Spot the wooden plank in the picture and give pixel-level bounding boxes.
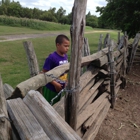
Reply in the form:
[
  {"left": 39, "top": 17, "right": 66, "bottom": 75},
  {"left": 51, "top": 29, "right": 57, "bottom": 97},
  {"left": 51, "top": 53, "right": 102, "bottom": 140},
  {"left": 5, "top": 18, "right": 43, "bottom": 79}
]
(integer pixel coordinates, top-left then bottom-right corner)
[
  {"left": 82, "top": 101, "right": 111, "bottom": 140},
  {"left": 115, "top": 85, "right": 120, "bottom": 95},
  {"left": 93, "top": 47, "right": 125, "bottom": 68},
  {"left": 115, "top": 54, "right": 123, "bottom": 65},
  {"left": 83, "top": 96, "right": 110, "bottom": 131},
  {"left": 80, "top": 78, "right": 95, "bottom": 96},
  {"left": 115, "top": 79, "right": 122, "bottom": 88},
  {"left": 3, "top": 83, "right": 19, "bottom": 140},
  {"left": 53, "top": 96, "right": 65, "bottom": 119},
  {"left": 77, "top": 92, "right": 109, "bottom": 129},
  {"left": 23, "top": 90, "right": 82, "bottom": 140},
  {"left": 79, "top": 66, "right": 99, "bottom": 92},
  {"left": 98, "top": 69, "right": 108, "bottom": 78},
  {"left": 0, "top": 75, "right": 11, "bottom": 140},
  {"left": 3, "top": 83, "right": 14, "bottom": 99},
  {"left": 79, "top": 79, "right": 104, "bottom": 112},
  {"left": 23, "top": 41, "right": 39, "bottom": 77},
  {"left": 116, "top": 59, "right": 123, "bottom": 72},
  {"left": 79, "top": 90, "right": 99, "bottom": 114},
  {"left": 7, "top": 98, "right": 49, "bottom": 140}
]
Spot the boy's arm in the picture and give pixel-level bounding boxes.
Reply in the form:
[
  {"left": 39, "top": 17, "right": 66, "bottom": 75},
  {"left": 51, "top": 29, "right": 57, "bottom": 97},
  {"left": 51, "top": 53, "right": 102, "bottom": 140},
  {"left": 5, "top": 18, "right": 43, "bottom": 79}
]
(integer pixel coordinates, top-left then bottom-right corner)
[{"left": 42, "top": 69, "right": 62, "bottom": 92}]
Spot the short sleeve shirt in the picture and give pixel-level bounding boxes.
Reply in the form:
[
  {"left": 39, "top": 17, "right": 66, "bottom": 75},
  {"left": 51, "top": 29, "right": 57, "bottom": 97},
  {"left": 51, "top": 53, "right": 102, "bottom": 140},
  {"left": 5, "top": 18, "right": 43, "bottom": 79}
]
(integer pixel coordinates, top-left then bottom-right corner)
[{"left": 43, "top": 51, "right": 68, "bottom": 92}]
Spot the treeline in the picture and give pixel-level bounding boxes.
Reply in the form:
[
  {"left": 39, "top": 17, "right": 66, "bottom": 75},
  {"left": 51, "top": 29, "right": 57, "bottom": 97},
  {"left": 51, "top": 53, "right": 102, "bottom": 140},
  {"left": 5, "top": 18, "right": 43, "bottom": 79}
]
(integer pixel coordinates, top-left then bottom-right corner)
[
  {"left": 96, "top": 0, "right": 140, "bottom": 38},
  {"left": 0, "top": 0, "right": 98, "bottom": 28}
]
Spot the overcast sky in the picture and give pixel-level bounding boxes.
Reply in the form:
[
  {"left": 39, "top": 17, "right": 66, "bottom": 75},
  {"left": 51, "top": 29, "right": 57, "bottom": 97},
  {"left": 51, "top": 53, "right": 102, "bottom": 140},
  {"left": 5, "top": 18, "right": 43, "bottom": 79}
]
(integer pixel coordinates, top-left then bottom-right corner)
[{"left": 15, "top": 0, "right": 107, "bottom": 17}]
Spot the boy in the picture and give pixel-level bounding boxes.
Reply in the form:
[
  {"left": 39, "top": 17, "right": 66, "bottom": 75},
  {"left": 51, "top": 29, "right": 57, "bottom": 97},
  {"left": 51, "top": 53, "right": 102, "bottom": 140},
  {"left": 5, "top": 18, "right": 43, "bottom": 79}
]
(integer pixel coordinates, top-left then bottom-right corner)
[{"left": 42, "top": 34, "right": 70, "bottom": 105}]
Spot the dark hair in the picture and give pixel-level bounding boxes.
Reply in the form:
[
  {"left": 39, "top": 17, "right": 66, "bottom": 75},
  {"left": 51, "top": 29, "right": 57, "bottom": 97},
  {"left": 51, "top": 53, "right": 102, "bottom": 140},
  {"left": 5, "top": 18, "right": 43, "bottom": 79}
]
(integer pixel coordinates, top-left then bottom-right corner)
[{"left": 55, "top": 34, "right": 69, "bottom": 44}]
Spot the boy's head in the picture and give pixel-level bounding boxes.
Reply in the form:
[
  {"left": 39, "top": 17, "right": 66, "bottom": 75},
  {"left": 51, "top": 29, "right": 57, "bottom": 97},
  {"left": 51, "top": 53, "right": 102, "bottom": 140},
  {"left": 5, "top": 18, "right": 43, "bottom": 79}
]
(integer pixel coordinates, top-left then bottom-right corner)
[
  {"left": 55, "top": 34, "right": 70, "bottom": 56},
  {"left": 55, "top": 34, "right": 69, "bottom": 45}
]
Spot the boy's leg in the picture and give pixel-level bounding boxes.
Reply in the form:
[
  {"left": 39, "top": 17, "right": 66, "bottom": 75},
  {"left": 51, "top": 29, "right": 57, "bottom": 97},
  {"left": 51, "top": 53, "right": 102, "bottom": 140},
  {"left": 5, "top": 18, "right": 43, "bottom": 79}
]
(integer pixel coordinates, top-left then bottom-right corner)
[{"left": 42, "top": 86, "right": 60, "bottom": 105}]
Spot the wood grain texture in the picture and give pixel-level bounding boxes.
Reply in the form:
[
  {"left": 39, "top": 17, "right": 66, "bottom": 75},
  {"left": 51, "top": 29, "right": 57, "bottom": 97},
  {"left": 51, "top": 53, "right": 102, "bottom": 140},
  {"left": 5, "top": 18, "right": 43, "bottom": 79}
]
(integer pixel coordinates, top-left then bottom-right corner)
[
  {"left": 0, "top": 75, "right": 11, "bottom": 140},
  {"left": 23, "top": 41, "right": 39, "bottom": 77},
  {"left": 3, "top": 83, "right": 14, "bottom": 99},
  {"left": 82, "top": 100, "right": 111, "bottom": 140},
  {"left": 7, "top": 98, "right": 49, "bottom": 140},
  {"left": 23, "top": 90, "right": 82, "bottom": 140},
  {"left": 77, "top": 92, "right": 109, "bottom": 129}
]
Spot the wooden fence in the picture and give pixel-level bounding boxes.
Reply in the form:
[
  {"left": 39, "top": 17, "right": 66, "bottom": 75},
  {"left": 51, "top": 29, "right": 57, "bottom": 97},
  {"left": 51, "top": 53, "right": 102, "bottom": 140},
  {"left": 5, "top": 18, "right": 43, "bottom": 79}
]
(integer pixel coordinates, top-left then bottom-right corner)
[{"left": 1, "top": 32, "right": 140, "bottom": 140}]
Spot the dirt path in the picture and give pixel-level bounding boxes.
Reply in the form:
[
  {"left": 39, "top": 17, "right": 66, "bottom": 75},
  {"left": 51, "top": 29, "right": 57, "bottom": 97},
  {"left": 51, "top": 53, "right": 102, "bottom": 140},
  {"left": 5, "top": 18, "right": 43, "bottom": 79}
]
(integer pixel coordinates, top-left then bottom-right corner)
[
  {"left": 0, "top": 33, "right": 61, "bottom": 42},
  {"left": 0, "top": 30, "right": 113, "bottom": 42},
  {"left": 95, "top": 63, "right": 140, "bottom": 140}
]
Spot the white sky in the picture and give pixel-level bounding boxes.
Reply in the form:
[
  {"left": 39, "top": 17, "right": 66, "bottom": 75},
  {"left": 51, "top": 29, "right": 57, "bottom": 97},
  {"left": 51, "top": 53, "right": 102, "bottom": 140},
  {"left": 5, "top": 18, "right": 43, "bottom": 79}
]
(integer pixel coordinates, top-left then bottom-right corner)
[{"left": 15, "top": 0, "right": 107, "bottom": 17}]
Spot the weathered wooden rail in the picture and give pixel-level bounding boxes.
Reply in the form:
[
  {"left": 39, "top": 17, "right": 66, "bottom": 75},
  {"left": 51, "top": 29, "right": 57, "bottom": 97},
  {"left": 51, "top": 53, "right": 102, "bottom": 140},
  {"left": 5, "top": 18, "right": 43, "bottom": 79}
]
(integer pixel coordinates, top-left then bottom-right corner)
[{"left": 1, "top": 30, "right": 139, "bottom": 140}]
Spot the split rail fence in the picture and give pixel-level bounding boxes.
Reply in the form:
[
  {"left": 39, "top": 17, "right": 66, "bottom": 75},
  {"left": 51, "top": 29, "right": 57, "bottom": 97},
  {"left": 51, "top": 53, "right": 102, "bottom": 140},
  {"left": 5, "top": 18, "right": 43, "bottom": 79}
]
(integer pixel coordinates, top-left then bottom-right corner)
[{"left": 0, "top": 32, "right": 140, "bottom": 140}]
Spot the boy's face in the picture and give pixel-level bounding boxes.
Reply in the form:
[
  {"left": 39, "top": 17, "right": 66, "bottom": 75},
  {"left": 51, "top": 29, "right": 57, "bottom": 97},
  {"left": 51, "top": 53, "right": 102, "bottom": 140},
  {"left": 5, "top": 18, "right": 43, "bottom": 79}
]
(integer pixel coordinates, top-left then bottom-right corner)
[{"left": 56, "top": 38, "right": 70, "bottom": 56}]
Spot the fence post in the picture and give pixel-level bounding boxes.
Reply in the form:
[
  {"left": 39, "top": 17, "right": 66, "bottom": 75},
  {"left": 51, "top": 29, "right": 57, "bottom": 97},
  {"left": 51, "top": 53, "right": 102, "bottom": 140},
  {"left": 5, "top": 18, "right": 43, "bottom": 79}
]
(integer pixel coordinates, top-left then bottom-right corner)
[
  {"left": 65, "top": 0, "right": 88, "bottom": 130},
  {"left": 108, "top": 41, "right": 115, "bottom": 108},
  {"left": 98, "top": 34, "right": 103, "bottom": 51},
  {"left": 23, "top": 41, "right": 39, "bottom": 77},
  {"left": 118, "top": 31, "right": 121, "bottom": 44},
  {"left": 104, "top": 33, "right": 110, "bottom": 48}
]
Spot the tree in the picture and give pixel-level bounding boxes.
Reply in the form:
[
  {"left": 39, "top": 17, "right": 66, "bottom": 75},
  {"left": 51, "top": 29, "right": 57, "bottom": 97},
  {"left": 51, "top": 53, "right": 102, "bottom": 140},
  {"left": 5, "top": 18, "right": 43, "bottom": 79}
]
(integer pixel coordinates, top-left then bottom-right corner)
[
  {"left": 96, "top": 0, "right": 140, "bottom": 38},
  {"left": 86, "top": 12, "right": 98, "bottom": 28},
  {"left": 32, "top": 8, "right": 42, "bottom": 19},
  {"left": 56, "top": 7, "right": 66, "bottom": 23},
  {"left": 40, "top": 11, "right": 57, "bottom": 22},
  {"left": 7, "top": 1, "right": 22, "bottom": 17}
]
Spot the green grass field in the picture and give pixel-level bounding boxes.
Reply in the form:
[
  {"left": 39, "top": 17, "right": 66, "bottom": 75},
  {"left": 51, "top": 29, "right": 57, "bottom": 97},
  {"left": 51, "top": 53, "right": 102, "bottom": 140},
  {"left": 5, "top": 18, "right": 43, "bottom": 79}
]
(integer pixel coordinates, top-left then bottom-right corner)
[{"left": 0, "top": 25, "right": 121, "bottom": 88}]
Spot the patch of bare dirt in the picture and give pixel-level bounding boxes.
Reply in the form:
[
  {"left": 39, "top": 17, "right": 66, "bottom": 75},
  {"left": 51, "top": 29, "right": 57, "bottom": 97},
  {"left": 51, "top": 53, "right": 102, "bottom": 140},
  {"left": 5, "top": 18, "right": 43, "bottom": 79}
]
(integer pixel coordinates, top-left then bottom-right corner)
[{"left": 95, "top": 63, "right": 140, "bottom": 140}]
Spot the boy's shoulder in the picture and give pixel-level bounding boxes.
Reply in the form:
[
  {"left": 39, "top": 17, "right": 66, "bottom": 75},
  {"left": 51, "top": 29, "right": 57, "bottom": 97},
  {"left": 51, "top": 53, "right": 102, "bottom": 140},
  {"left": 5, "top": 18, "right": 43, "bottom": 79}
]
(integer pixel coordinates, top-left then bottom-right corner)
[{"left": 47, "top": 52, "right": 56, "bottom": 58}]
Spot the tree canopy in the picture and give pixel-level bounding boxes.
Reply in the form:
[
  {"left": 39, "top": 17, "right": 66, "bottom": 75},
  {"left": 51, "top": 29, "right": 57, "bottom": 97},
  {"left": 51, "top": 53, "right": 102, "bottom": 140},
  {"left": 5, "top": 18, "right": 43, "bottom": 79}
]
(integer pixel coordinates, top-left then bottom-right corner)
[
  {"left": 96, "top": 0, "right": 140, "bottom": 38},
  {"left": 0, "top": 0, "right": 99, "bottom": 28}
]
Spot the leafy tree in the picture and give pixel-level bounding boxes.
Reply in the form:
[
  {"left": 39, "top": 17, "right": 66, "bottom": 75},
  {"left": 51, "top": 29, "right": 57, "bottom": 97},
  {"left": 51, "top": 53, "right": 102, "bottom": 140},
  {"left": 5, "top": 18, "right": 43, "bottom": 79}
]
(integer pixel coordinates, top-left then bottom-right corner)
[
  {"left": 66, "top": 12, "right": 72, "bottom": 24},
  {"left": 40, "top": 11, "right": 57, "bottom": 22},
  {"left": 0, "top": 0, "right": 11, "bottom": 14},
  {"left": 32, "top": 8, "right": 42, "bottom": 19},
  {"left": 22, "top": 7, "right": 33, "bottom": 18},
  {"left": 96, "top": 0, "right": 140, "bottom": 38},
  {"left": 86, "top": 12, "right": 98, "bottom": 28},
  {"left": 7, "top": 1, "right": 22, "bottom": 17},
  {"left": 56, "top": 7, "right": 66, "bottom": 23}
]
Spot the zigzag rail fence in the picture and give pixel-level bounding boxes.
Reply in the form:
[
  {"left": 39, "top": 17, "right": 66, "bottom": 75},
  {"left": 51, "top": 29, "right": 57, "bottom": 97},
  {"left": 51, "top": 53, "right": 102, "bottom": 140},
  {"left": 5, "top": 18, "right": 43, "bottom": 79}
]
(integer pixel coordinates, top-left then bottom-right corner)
[{"left": 0, "top": 32, "right": 140, "bottom": 140}]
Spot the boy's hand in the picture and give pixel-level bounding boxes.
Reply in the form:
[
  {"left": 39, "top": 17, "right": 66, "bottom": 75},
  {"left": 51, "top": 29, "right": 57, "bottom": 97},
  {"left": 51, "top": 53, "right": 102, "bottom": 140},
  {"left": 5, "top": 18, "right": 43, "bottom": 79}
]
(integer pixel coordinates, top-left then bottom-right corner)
[{"left": 51, "top": 81, "right": 62, "bottom": 92}]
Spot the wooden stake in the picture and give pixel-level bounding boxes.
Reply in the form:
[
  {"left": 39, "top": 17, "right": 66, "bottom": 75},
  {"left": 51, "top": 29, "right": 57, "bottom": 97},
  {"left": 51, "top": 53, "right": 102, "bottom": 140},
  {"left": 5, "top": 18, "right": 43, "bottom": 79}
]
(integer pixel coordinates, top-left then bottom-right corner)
[
  {"left": 23, "top": 41, "right": 39, "bottom": 77},
  {"left": 108, "top": 40, "right": 115, "bottom": 108},
  {"left": 65, "top": 0, "right": 88, "bottom": 130}
]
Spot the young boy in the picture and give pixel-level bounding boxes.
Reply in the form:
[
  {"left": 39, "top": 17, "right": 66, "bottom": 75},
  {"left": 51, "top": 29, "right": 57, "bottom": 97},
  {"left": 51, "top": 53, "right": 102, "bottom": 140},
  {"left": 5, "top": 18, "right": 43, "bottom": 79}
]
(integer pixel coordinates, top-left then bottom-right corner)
[{"left": 42, "top": 34, "right": 70, "bottom": 105}]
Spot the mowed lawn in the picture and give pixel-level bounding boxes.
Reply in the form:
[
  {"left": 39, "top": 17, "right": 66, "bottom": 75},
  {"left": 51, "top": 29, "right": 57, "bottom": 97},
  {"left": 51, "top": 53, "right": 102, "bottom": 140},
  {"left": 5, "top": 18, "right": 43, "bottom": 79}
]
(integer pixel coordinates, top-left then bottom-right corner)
[{"left": 0, "top": 25, "right": 120, "bottom": 88}]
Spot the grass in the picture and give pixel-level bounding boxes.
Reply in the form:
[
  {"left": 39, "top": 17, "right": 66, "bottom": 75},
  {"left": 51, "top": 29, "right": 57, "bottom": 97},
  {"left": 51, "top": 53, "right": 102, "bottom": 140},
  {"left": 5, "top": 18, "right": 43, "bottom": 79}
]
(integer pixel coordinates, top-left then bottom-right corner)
[
  {"left": 0, "top": 25, "right": 121, "bottom": 88},
  {"left": 0, "top": 16, "right": 71, "bottom": 31}
]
